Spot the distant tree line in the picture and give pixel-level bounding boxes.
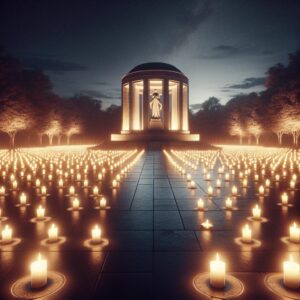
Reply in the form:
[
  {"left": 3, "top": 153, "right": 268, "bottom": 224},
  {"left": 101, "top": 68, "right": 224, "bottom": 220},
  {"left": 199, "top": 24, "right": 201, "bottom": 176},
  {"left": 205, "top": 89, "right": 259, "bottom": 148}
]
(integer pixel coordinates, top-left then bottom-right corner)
[
  {"left": 0, "top": 49, "right": 121, "bottom": 148},
  {"left": 191, "top": 49, "right": 300, "bottom": 146}
]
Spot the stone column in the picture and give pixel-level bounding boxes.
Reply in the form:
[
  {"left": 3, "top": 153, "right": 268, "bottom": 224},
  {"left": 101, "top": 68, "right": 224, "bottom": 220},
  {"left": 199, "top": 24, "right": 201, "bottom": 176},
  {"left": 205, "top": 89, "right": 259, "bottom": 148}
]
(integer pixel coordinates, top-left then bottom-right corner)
[
  {"left": 129, "top": 81, "right": 133, "bottom": 131},
  {"left": 143, "top": 78, "right": 149, "bottom": 130},
  {"left": 179, "top": 81, "right": 183, "bottom": 131},
  {"left": 163, "top": 79, "right": 169, "bottom": 130}
]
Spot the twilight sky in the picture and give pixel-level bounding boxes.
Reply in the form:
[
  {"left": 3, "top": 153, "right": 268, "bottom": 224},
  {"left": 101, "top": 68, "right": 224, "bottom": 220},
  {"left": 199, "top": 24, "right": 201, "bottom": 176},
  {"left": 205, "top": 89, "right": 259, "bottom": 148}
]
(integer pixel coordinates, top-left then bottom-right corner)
[{"left": 2, "top": 0, "right": 300, "bottom": 109}]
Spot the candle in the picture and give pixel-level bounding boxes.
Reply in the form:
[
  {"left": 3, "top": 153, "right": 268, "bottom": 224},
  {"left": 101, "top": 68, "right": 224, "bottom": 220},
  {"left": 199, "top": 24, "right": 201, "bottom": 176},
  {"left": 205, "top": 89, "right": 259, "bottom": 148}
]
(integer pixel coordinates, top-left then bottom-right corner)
[
  {"left": 231, "top": 185, "right": 237, "bottom": 196},
  {"left": 35, "top": 179, "right": 41, "bottom": 188},
  {"left": 83, "top": 179, "right": 88, "bottom": 187},
  {"left": 91, "top": 225, "right": 102, "bottom": 244},
  {"left": 93, "top": 186, "right": 99, "bottom": 196},
  {"left": 207, "top": 186, "right": 213, "bottom": 196},
  {"left": 186, "top": 173, "right": 192, "bottom": 182},
  {"left": 206, "top": 173, "right": 211, "bottom": 181},
  {"left": 252, "top": 204, "right": 261, "bottom": 220},
  {"left": 254, "top": 174, "right": 259, "bottom": 181},
  {"left": 210, "top": 253, "right": 226, "bottom": 289},
  {"left": 265, "top": 179, "right": 270, "bottom": 188},
  {"left": 76, "top": 173, "right": 81, "bottom": 181},
  {"left": 189, "top": 180, "right": 196, "bottom": 189},
  {"left": 281, "top": 192, "right": 289, "bottom": 205},
  {"left": 197, "top": 198, "right": 204, "bottom": 210},
  {"left": 1, "top": 225, "right": 12, "bottom": 243},
  {"left": 116, "top": 174, "right": 121, "bottom": 182},
  {"left": 99, "top": 197, "right": 107, "bottom": 208},
  {"left": 112, "top": 179, "right": 117, "bottom": 188},
  {"left": 12, "top": 180, "right": 18, "bottom": 189},
  {"left": 20, "top": 192, "right": 27, "bottom": 205},
  {"left": 98, "top": 173, "right": 103, "bottom": 181},
  {"left": 58, "top": 179, "right": 64, "bottom": 188},
  {"left": 258, "top": 185, "right": 264, "bottom": 196},
  {"left": 275, "top": 174, "right": 280, "bottom": 181},
  {"left": 30, "top": 253, "right": 47, "bottom": 289},
  {"left": 216, "top": 179, "right": 221, "bottom": 188},
  {"left": 201, "top": 219, "right": 213, "bottom": 229},
  {"left": 289, "top": 222, "right": 300, "bottom": 243},
  {"left": 225, "top": 173, "right": 230, "bottom": 181},
  {"left": 27, "top": 174, "right": 32, "bottom": 181},
  {"left": 48, "top": 224, "right": 58, "bottom": 242},
  {"left": 69, "top": 186, "right": 75, "bottom": 195},
  {"left": 283, "top": 256, "right": 300, "bottom": 289},
  {"left": 242, "top": 179, "right": 248, "bottom": 188},
  {"left": 41, "top": 186, "right": 47, "bottom": 195},
  {"left": 72, "top": 198, "right": 80, "bottom": 210},
  {"left": 225, "top": 197, "right": 232, "bottom": 209},
  {"left": 242, "top": 224, "right": 252, "bottom": 243},
  {"left": 0, "top": 186, "right": 5, "bottom": 196},
  {"left": 36, "top": 205, "right": 45, "bottom": 220},
  {"left": 290, "top": 180, "right": 296, "bottom": 190}
]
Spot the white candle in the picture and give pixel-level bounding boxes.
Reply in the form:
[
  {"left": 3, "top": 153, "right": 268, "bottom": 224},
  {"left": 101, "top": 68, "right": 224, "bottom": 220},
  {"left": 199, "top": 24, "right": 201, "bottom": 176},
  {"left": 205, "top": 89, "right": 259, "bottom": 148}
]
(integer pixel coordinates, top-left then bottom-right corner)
[
  {"left": 72, "top": 198, "right": 80, "bottom": 210},
  {"left": 99, "top": 197, "right": 107, "bottom": 208},
  {"left": 231, "top": 185, "right": 237, "bottom": 196},
  {"left": 290, "top": 180, "right": 296, "bottom": 189},
  {"left": 254, "top": 174, "right": 259, "bottom": 181},
  {"left": 41, "top": 186, "right": 47, "bottom": 195},
  {"left": 76, "top": 173, "right": 81, "bottom": 181},
  {"left": 12, "top": 180, "right": 18, "bottom": 189},
  {"left": 0, "top": 186, "right": 5, "bottom": 195},
  {"left": 275, "top": 174, "right": 280, "bottom": 181},
  {"left": 91, "top": 225, "right": 102, "bottom": 243},
  {"left": 207, "top": 186, "right": 213, "bottom": 196},
  {"left": 69, "top": 186, "right": 75, "bottom": 195},
  {"left": 186, "top": 173, "right": 192, "bottom": 182},
  {"left": 48, "top": 224, "right": 58, "bottom": 242},
  {"left": 289, "top": 222, "right": 300, "bottom": 243},
  {"left": 283, "top": 256, "right": 300, "bottom": 289},
  {"left": 242, "top": 179, "right": 248, "bottom": 188},
  {"left": 216, "top": 179, "right": 221, "bottom": 188},
  {"left": 27, "top": 174, "right": 32, "bottom": 181},
  {"left": 58, "top": 179, "right": 64, "bottom": 188},
  {"left": 30, "top": 253, "right": 47, "bottom": 289},
  {"left": 281, "top": 192, "right": 289, "bottom": 205},
  {"left": 258, "top": 185, "right": 264, "bottom": 196},
  {"left": 197, "top": 198, "right": 204, "bottom": 210},
  {"left": 20, "top": 192, "right": 27, "bottom": 205},
  {"left": 36, "top": 205, "right": 45, "bottom": 220},
  {"left": 225, "top": 173, "right": 230, "bottom": 181},
  {"left": 265, "top": 179, "right": 270, "bottom": 188},
  {"left": 201, "top": 219, "right": 213, "bottom": 229},
  {"left": 206, "top": 174, "right": 211, "bottom": 181},
  {"left": 35, "top": 179, "right": 41, "bottom": 187},
  {"left": 1, "top": 225, "right": 12, "bottom": 243},
  {"left": 225, "top": 197, "right": 232, "bottom": 209},
  {"left": 252, "top": 204, "right": 261, "bottom": 220},
  {"left": 116, "top": 174, "right": 121, "bottom": 182},
  {"left": 112, "top": 179, "right": 117, "bottom": 188},
  {"left": 210, "top": 253, "right": 226, "bottom": 289},
  {"left": 242, "top": 224, "right": 252, "bottom": 243},
  {"left": 98, "top": 173, "right": 103, "bottom": 181}
]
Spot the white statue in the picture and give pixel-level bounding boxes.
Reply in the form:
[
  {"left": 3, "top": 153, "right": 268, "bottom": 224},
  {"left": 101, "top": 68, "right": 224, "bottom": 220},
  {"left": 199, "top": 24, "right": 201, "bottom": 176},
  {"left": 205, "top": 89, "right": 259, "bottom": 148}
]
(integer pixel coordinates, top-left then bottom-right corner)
[{"left": 149, "top": 91, "right": 162, "bottom": 119}]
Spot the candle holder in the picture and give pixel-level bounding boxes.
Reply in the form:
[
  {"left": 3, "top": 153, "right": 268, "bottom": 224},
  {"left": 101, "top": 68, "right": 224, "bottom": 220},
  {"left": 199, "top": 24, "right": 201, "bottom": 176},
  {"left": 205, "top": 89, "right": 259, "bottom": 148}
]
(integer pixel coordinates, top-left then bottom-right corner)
[
  {"left": 83, "top": 237, "right": 109, "bottom": 250},
  {"left": 0, "top": 237, "right": 21, "bottom": 248},
  {"left": 264, "top": 273, "right": 300, "bottom": 299},
  {"left": 280, "top": 237, "right": 300, "bottom": 249},
  {"left": 40, "top": 236, "right": 66, "bottom": 247},
  {"left": 234, "top": 237, "right": 261, "bottom": 248},
  {"left": 193, "top": 272, "right": 244, "bottom": 299},
  {"left": 247, "top": 216, "right": 268, "bottom": 223},
  {"left": 11, "top": 271, "right": 65, "bottom": 299}
]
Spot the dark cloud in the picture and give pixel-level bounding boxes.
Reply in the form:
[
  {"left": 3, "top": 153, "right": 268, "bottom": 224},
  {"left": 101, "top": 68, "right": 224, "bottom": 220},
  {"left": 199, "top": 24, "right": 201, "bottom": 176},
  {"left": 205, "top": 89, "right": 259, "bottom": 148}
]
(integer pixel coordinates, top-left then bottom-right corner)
[
  {"left": 21, "top": 56, "right": 88, "bottom": 74},
  {"left": 189, "top": 103, "right": 203, "bottom": 111},
  {"left": 79, "top": 90, "right": 115, "bottom": 100},
  {"left": 226, "top": 77, "right": 265, "bottom": 89},
  {"left": 262, "top": 50, "right": 275, "bottom": 56},
  {"left": 94, "top": 81, "right": 110, "bottom": 86},
  {"left": 200, "top": 44, "right": 248, "bottom": 59}
]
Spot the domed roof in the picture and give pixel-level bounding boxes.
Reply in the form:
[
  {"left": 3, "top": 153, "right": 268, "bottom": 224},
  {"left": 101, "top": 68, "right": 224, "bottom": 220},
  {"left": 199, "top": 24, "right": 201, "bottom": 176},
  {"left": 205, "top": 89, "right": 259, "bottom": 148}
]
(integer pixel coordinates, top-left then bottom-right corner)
[{"left": 129, "top": 62, "right": 182, "bottom": 74}]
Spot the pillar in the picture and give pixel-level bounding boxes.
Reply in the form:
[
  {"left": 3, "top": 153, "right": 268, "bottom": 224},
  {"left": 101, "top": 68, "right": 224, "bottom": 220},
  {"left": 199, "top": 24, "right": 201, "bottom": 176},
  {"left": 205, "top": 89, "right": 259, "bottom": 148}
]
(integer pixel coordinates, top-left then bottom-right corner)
[
  {"left": 179, "top": 81, "right": 183, "bottom": 131},
  {"left": 143, "top": 78, "right": 149, "bottom": 130},
  {"left": 129, "top": 81, "right": 133, "bottom": 131},
  {"left": 163, "top": 79, "right": 169, "bottom": 130}
]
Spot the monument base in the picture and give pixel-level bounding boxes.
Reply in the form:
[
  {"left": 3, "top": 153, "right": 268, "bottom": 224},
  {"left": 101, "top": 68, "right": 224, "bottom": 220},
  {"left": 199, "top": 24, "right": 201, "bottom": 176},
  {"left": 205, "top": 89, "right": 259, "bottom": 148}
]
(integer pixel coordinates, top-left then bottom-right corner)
[{"left": 111, "top": 131, "right": 200, "bottom": 142}]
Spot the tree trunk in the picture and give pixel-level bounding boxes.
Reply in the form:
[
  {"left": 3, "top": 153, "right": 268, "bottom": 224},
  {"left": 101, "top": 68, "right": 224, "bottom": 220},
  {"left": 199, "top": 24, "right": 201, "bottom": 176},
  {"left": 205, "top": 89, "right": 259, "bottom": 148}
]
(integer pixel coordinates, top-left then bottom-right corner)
[
  {"left": 248, "top": 136, "right": 251, "bottom": 144},
  {"left": 239, "top": 135, "right": 242, "bottom": 144},
  {"left": 255, "top": 135, "right": 260, "bottom": 145},
  {"left": 8, "top": 132, "right": 17, "bottom": 149},
  {"left": 67, "top": 134, "right": 71, "bottom": 145},
  {"left": 276, "top": 132, "right": 283, "bottom": 145},
  {"left": 57, "top": 135, "right": 61, "bottom": 145},
  {"left": 38, "top": 134, "right": 43, "bottom": 145},
  {"left": 48, "top": 135, "right": 53, "bottom": 145}
]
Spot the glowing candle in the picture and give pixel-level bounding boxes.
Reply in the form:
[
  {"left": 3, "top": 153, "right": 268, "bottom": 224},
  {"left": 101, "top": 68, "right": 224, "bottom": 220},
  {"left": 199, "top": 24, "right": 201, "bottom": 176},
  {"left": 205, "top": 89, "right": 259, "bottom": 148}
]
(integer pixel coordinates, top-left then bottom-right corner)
[
  {"left": 216, "top": 179, "right": 221, "bottom": 188},
  {"left": 242, "top": 179, "right": 248, "bottom": 188},
  {"left": 98, "top": 173, "right": 102, "bottom": 181},
  {"left": 283, "top": 256, "right": 300, "bottom": 289},
  {"left": 0, "top": 186, "right": 5, "bottom": 196},
  {"left": 225, "top": 173, "right": 230, "bottom": 181},
  {"left": 201, "top": 219, "right": 213, "bottom": 229},
  {"left": 69, "top": 186, "right": 75, "bottom": 196},
  {"left": 210, "top": 253, "right": 226, "bottom": 289},
  {"left": 252, "top": 204, "right": 261, "bottom": 220},
  {"left": 93, "top": 186, "right": 99, "bottom": 196},
  {"left": 242, "top": 224, "right": 252, "bottom": 243},
  {"left": 41, "top": 186, "right": 47, "bottom": 195},
  {"left": 254, "top": 174, "right": 259, "bottom": 181},
  {"left": 1, "top": 225, "right": 12, "bottom": 243},
  {"left": 48, "top": 174, "right": 52, "bottom": 181},
  {"left": 112, "top": 179, "right": 117, "bottom": 188},
  {"left": 30, "top": 253, "right": 47, "bottom": 289},
  {"left": 281, "top": 192, "right": 289, "bottom": 205},
  {"left": 83, "top": 179, "right": 88, "bottom": 187},
  {"left": 27, "top": 174, "right": 32, "bottom": 181},
  {"left": 290, "top": 180, "right": 296, "bottom": 190},
  {"left": 76, "top": 173, "right": 81, "bottom": 181},
  {"left": 189, "top": 180, "right": 196, "bottom": 189},
  {"left": 231, "top": 185, "right": 237, "bottom": 196},
  {"left": 36, "top": 205, "right": 45, "bottom": 220},
  {"left": 289, "top": 222, "right": 300, "bottom": 243},
  {"left": 58, "top": 179, "right": 64, "bottom": 188},
  {"left": 258, "top": 185, "right": 264, "bottom": 196},
  {"left": 275, "top": 174, "right": 280, "bottom": 181},
  {"left": 116, "top": 174, "right": 121, "bottom": 182},
  {"left": 206, "top": 173, "right": 211, "bottom": 181},
  {"left": 99, "top": 197, "right": 107, "bottom": 208},
  {"left": 91, "top": 225, "right": 102, "bottom": 243},
  {"left": 35, "top": 179, "right": 41, "bottom": 188},
  {"left": 207, "top": 186, "right": 213, "bottom": 196},
  {"left": 20, "top": 192, "right": 27, "bottom": 205},
  {"left": 225, "top": 197, "right": 232, "bottom": 209},
  {"left": 197, "top": 198, "right": 204, "bottom": 210},
  {"left": 12, "top": 180, "right": 18, "bottom": 189},
  {"left": 48, "top": 224, "right": 58, "bottom": 242},
  {"left": 72, "top": 198, "right": 80, "bottom": 210},
  {"left": 265, "top": 179, "right": 270, "bottom": 188},
  {"left": 186, "top": 173, "right": 192, "bottom": 182}
]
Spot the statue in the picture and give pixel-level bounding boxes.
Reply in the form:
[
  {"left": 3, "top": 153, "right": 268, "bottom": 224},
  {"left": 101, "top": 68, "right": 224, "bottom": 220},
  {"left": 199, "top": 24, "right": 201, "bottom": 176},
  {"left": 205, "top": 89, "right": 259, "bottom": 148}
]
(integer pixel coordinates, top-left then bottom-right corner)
[{"left": 149, "top": 91, "right": 162, "bottom": 119}]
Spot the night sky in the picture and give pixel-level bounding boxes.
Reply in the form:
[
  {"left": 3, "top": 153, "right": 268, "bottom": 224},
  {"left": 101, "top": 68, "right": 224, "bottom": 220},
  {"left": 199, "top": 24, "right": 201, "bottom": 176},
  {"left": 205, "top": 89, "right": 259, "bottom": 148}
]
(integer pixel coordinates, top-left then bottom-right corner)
[{"left": 2, "top": 0, "right": 300, "bottom": 109}]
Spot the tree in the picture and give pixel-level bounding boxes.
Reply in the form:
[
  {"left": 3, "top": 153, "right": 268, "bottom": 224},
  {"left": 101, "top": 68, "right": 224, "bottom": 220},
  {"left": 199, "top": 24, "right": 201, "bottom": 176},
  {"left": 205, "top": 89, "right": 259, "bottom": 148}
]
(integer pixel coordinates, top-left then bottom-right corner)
[{"left": 200, "top": 97, "right": 223, "bottom": 111}]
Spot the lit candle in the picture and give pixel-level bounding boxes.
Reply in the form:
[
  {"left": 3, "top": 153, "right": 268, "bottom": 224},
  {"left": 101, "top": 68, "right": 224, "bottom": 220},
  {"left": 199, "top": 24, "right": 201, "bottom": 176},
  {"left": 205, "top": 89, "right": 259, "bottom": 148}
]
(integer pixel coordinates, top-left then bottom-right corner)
[
  {"left": 216, "top": 179, "right": 221, "bottom": 188},
  {"left": 12, "top": 180, "right": 18, "bottom": 189},
  {"left": 258, "top": 185, "right": 264, "bottom": 196},
  {"left": 69, "top": 186, "right": 75, "bottom": 196},
  {"left": 72, "top": 198, "right": 80, "bottom": 210},
  {"left": 1, "top": 224, "right": 12, "bottom": 243},
  {"left": 98, "top": 173, "right": 102, "bottom": 181},
  {"left": 189, "top": 180, "right": 196, "bottom": 189},
  {"left": 35, "top": 179, "right": 41, "bottom": 188},
  {"left": 265, "top": 179, "right": 270, "bottom": 188},
  {"left": 58, "top": 179, "right": 64, "bottom": 188},
  {"left": 76, "top": 173, "right": 81, "bottom": 181},
  {"left": 206, "top": 174, "right": 211, "bottom": 181},
  {"left": 48, "top": 224, "right": 58, "bottom": 242},
  {"left": 30, "top": 253, "right": 47, "bottom": 289},
  {"left": 186, "top": 173, "right": 192, "bottom": 182},
  {"left": 231, "top": 185, "right": 237, "bottom": 196},
  {"left": 252, "top": 204, "right": 261, "bottom": 220},
  {"left": 225, "top": 197, "right": 232, "bottom": 209},
  {"left": 281, "top": 192, "right": 289, "bottom": 205},
  {"left": 27, "top": 174, "right": 32, "bottom": 181},
  {"left": 207, "top": 186, "right": 213, "bottom": 196},
  {"left": 36, "top": 205, "right": 45, "bottom": 220},
  {"left": 116, "top": 174, "right": 121, "bottom": 182},
  {"left": 283, "top": 256, "right": 300, "bottom": 289},
  {"left": 83, "top": 179, "right": 89, "bottom": 187},
  {"left": 41, "top": 186, "right": 47, "bottom": 195},
  {"left": 112, "top": 179, "right": 117, "bottom": 188},
  {"left": 289, "top": 222, "right": 300, "bottom": 243},
  {"left": 242, "top": 224, "right": 252, "bottom": 243},
  {"left": 210, "top": 253, "right": 226, "bottom": 289},
  {"left": 225, "top": 173, "right": 230, "bottom": 181},
  {"left": 99, "top": 196, "right": 107, "bottom": 208},
  {"left": 201, "top": 219, "right": 213, "bottom": 229},
  {"left": 242, "top": 178, "right": 248, "bottom": 188},
  {"left": 290, "top": 180, "right": 296, "bottom": 190},
  {"left": 197, "top": 198, "right": 204, "bottom": 210},
  {"left": 254, "top": 174, "right": 259, "bottom": 181},
  {"left": 93, "top": 186, "right": 99, "bottom": 196},
  {"left": 275, "top": 174, "right": 280, "bottom": 181},
  {"left": 0, "top": 186, "right": 5, "bottom": 196},
  {"left": 20, "top": 192, "right": 27, "bottom": 205},
  {"left": 91, "top": 225, "right": 102, "bottom": 244}
]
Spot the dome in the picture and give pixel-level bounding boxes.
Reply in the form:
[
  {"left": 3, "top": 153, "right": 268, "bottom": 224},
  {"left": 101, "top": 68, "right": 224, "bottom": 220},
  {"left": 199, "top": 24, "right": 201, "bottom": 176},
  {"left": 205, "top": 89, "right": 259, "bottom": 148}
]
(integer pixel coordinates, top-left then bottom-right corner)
[{"left": 129, "top": 62, "right": 183, "bottom": 74}]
